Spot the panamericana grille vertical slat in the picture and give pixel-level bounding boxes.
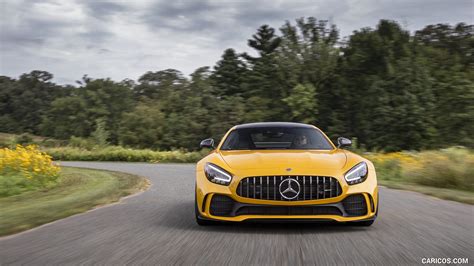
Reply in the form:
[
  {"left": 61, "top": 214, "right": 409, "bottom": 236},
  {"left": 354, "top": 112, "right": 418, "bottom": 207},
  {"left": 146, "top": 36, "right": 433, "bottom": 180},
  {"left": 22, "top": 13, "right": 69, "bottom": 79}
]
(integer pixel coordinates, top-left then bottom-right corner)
[
  {"left": 316, "top": 176, "right": 319, "bottom": 200},
  {"left": 302, "top": 176, "right": 305, "bottom": 200},
  {"left": 267, "top": 176, "right": 269, "bottom": 200},
  {"left": 239, "top": 180, "right": 242, "bottom": 196},
  {"left": 279, "top": 176, "right": 283, "bottom": 201},
  {"left": 246, "top": 178, "right": 249, "bottom": 198},
  {"left": 295, "top": 176, "right": 299, "bottom": 200},
  {"left": 323, "top": 176, "right": 326, "bottom": 198},
  {"left": 252, "top": 177, "right": 255, "bottom": 198},
  {"left": 236, "top": 175, "right": 341, "bottom": 201},
  {"left": 329, "top": 178, "right": 332, "bottom": 198}
]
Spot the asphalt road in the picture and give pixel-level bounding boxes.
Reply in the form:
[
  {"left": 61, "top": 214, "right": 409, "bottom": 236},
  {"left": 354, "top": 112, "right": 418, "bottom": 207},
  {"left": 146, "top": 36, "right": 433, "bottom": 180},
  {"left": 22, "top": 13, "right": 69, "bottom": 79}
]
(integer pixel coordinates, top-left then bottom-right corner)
[{"left": 1, "top": 162, "right": 473, "bottom": 265}]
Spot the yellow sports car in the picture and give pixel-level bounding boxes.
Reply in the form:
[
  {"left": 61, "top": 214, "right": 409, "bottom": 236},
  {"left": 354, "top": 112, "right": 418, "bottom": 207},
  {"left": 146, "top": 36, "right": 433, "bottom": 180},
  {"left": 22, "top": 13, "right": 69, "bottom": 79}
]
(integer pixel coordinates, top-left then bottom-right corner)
[{"left": 195, "top": 122, "right": 378, "bottom": 226}]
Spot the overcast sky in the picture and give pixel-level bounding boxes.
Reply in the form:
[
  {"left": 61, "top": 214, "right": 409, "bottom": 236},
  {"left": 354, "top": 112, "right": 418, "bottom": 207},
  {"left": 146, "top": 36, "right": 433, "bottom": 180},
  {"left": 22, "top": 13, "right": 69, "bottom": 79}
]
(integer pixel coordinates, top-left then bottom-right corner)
[{"left": 1, "top": 0, "right": 472, "bottom": 85}]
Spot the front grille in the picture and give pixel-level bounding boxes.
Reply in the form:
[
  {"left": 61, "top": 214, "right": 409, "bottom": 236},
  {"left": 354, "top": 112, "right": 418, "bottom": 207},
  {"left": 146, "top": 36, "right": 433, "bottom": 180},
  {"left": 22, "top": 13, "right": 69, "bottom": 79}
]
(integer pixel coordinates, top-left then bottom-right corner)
[
  {"left": 342, "top": 194, "right": 367, "bottom": 216},
  {"left": 236, "top": 205, "right": 342, "bottom": 216},
  {"left": 210, "top": 195, "right": 234, "bottom": 216},
  {"left": 236, "top": 176, "right": 342, "bottom": 201}
]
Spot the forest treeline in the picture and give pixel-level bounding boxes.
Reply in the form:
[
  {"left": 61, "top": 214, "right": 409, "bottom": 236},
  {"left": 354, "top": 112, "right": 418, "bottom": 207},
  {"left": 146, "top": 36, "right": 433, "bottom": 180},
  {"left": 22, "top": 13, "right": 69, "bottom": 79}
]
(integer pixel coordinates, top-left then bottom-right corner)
[{"left": 1, "top": 18, "right": 472, "bottom": 151}]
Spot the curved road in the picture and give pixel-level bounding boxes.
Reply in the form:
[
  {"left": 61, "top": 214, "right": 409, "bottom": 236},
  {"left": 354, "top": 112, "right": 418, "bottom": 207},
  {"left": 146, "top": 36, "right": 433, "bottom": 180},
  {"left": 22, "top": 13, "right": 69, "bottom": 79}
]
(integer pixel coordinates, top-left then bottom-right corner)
[{"left": 1, "top": 162, "right": 472, "bottom": 265}]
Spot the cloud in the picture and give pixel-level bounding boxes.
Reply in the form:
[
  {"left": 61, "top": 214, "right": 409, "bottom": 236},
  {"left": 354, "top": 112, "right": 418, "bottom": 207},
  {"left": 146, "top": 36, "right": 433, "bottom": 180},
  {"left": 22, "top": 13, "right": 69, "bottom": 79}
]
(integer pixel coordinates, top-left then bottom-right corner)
[
  {"left": 82, "top": 1, "right": 127, "bottom": 19},
  {"left": 143, "top": 0, "right": 218, "bottom": 32},
  {"left": 0, "top": 0, "right": 472, "bottom": 85}
]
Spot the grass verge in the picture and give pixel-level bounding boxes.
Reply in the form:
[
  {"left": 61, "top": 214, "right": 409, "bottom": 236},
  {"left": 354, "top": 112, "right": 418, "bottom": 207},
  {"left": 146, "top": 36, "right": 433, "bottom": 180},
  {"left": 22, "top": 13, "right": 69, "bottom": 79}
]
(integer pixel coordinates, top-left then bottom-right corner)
[
  {"left": 379, "top": 179, "right": 474, "bottom": 205},
  {"left": 0, "top": 167, "right": 149, "bottom": 236}
]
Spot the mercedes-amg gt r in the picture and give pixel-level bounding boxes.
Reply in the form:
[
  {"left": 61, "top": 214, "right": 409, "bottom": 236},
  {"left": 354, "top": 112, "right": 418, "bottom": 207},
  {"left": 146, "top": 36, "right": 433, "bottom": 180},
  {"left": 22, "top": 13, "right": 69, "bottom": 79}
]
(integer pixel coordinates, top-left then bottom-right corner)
[{"left": 195, "top": 122, "right": 378, "bottom": 226}]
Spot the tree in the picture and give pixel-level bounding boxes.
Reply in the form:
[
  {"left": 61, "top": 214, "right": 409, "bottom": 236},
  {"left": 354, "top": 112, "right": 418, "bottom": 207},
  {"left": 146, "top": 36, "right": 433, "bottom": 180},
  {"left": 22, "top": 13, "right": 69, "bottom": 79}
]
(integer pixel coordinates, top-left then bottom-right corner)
[
  {"left": 207, "top": 95, "right": 246, "bottom": 141},
  {"left": 242, "top": 25, "right": 285, "bottom": 121},
  {"left": 338, "top": 20, "right": 413, "bottom": 149},
  {"left": 431, "top": 72, "right": 474, "bottom": 147},
  {"left": 91, "top": 118, "right": 109, "bottom": 146},
  {"left": 134, "top": 69, "right": 187, "bottom": 100},
  {"left": 40, "top": 95, "right": 90, "bottom": 139},
  {"left": 246, "top": 25, "right": 281, "bottom": 58},
  {"left": 277, "top": 17, "right": 340, "bottom": 130},
  {"left": 161, "top": 67, "right": 212, "bottom": 150},
  {"left": 414, "top": 23, "right": 474, "bottom": 148},
  {"left": 0, "top": 76, "right": 20, "bottom": 132},
  {"left": 415, "top": 23, "right": 473, "bottom": 68},
  {"left": 118, "top": 102, "right": 165, "bottom": 149},
  {"left": 211, "top": 49, "right": 247, "bottom": 96},
  {"left": 283, "top": 84, "right": 318, "bottom": 123},
  {"left": 40, "top": 77, "right": 134, "bottom": 143},
  {"left": 77, "top": 78, "right": 135, "bottom": 143},
  {"left": 1, "top": 19, "right": 472, "bottom": 151},
  {"left": 365, "top": 57, "right": 437, "bottom": 151},
  {"left": 0, "top": 71, "right": 64, "bottom": 134}
]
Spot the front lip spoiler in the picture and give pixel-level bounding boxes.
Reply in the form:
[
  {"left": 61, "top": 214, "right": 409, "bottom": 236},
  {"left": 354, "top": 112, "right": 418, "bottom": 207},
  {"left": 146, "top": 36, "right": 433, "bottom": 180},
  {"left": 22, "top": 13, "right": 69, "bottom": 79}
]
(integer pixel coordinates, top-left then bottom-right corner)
[
  {"left": 198, "top": 214, "right": 376, "bottom": 224},
  {"left": 198, "top": 213, "right": 336, "bottom": 223},
  {"left": 241, "top": 218, "right": 337, "bottom": 223}
]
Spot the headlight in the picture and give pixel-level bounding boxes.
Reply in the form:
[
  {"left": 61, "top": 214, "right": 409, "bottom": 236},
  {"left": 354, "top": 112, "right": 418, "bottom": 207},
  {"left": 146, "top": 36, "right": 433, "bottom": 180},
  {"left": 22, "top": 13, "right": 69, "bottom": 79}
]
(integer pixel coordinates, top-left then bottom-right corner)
[
  {"left": 344, "top": 162, "right": 368, "bottom": 185},
  {"left": 204, "top": 163, "right": 232, "bottom": 185}
]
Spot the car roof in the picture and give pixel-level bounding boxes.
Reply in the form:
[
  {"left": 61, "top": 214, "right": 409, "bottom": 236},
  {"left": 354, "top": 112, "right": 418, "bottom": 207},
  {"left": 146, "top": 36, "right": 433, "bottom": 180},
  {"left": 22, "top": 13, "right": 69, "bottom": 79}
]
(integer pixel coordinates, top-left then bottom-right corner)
[{"left": 234, "top": 122, "right": 315, "bottom": 129}]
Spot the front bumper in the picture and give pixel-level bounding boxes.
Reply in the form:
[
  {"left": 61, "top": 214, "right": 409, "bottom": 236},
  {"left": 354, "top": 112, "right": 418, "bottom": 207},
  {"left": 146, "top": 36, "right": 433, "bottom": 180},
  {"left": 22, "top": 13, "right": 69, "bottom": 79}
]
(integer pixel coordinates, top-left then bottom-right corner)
[
  {"left": 198, "top": 192, "right": 377, "bottom": 222},
  {"left": 196, "top": 166, "right": 378, "bottom": 222}
]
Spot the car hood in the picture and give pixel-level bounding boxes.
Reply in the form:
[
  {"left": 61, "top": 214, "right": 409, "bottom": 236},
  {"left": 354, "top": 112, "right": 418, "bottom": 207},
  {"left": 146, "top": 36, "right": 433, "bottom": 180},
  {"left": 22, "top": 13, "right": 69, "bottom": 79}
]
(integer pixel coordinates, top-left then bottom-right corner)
[{"left": 218, "top": 150, "right": 347, "bottom": 170}]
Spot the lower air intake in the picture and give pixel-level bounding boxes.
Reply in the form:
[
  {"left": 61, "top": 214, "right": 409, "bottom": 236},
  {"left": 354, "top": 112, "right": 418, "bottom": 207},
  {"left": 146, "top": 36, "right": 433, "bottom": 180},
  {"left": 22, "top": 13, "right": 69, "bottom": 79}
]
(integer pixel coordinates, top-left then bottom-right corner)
[
  {"left": 209, "top": 195, "right": 234, "bottom": 217},
  {"left": 342, "top": 194, "right": 367, "bottom": 216}
]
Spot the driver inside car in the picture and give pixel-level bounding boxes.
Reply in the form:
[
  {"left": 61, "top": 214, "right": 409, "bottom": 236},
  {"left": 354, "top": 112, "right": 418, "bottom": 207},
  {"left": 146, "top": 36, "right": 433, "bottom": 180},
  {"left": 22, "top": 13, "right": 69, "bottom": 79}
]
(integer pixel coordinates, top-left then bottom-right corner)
[{"left": 293, "top": 134, "right": 309, "bottom": 148}]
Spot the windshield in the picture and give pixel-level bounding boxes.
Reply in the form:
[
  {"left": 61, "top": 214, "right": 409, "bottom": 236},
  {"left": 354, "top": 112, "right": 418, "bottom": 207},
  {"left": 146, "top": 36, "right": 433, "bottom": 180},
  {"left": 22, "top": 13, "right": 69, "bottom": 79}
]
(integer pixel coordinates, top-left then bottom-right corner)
[{"left": 220, "top": 127, "right": 333, "bottom": 150}]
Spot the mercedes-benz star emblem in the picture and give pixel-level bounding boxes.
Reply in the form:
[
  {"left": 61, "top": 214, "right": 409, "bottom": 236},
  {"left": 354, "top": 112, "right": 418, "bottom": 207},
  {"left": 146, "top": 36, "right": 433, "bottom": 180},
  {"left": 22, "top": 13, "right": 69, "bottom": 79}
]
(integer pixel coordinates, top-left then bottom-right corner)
[{"left": 279, "top": 178, "right": 300, "bottom": 200}]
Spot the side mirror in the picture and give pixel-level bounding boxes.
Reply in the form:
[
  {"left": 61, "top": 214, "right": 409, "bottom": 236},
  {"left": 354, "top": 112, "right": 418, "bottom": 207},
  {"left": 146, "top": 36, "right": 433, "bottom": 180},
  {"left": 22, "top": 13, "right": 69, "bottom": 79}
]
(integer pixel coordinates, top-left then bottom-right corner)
[
  {"left": 337, "top": 137, "right": 352, "bottom": 148},
  {"left": 200, "top": 138, "right": 215, "bottom": 149}
]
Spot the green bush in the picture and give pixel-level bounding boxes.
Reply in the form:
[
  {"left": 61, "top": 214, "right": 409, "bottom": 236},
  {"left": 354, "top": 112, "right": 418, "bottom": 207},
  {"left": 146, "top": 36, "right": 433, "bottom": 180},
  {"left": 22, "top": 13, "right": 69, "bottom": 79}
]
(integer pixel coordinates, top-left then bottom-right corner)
[
  {"left": 40, "top": 138, "right": 66, "bottom": 148},
  {"left": 0, "top": 172, "right": 36, "bottom": 197},
  {"left": 44, "top": 146, "right": 209, "bottom": 163},
  {"left": 90, "top": 118, "right": 109, "bottom": 147},
  {"left": 69, "top": 136, "right": 97, "bottom": 150},
  {"left": 12, "top": 133, "right": 34, "bottom": 145}
]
